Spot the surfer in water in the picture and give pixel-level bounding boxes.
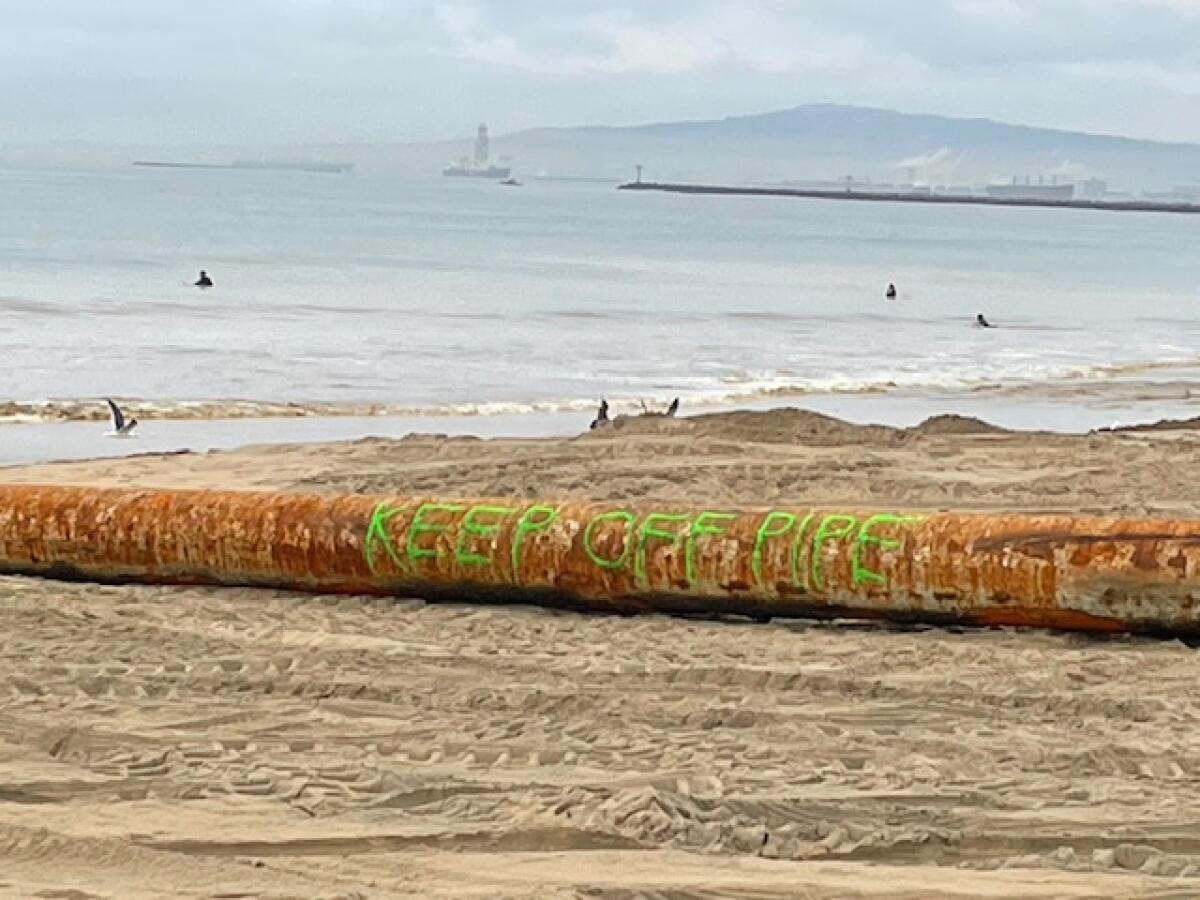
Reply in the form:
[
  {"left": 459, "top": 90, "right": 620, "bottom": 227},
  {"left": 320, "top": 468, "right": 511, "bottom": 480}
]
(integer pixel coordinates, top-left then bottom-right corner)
[
  {"left": 195, "top": 270, "right": 213, "bottom": 288},
  {"left": 885, "top": 283, "right": 897, "bottom": 300},
  {"left": 975, "top": 313, "right": 993, "bottom": 328}
]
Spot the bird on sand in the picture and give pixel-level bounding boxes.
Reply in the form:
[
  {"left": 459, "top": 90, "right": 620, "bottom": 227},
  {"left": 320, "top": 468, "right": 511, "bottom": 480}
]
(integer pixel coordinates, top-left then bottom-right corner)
[{"left": 589, "top": 399, "right": 610, "bottom": 430}]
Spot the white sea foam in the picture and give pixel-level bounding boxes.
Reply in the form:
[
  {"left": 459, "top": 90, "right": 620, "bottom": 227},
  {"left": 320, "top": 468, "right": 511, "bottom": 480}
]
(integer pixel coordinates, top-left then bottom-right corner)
[{"left": 7, "top": 352, "right": 1200, "bottom": 426}]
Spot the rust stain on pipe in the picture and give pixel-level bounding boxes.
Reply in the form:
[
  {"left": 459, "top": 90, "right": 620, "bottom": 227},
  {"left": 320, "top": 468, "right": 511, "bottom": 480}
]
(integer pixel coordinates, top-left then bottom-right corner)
[{"left": 2, "top": 485, "right": 1200, "bottom": 635}]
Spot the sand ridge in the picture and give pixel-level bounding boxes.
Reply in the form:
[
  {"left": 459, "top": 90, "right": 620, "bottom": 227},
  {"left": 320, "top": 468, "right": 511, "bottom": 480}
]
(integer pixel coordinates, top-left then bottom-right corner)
[
  {"left": 3, "top": 408, "right": 1200, "bottom": 897},
  {"left": 8, "top": 408, "right": 1200, "bottom": 516}
]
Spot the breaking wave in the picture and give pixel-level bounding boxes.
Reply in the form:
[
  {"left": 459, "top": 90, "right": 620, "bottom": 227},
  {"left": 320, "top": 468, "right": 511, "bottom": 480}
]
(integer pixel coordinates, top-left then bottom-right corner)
[{"left": 5, "top": 354, "right": 1200, "bottom": 425}]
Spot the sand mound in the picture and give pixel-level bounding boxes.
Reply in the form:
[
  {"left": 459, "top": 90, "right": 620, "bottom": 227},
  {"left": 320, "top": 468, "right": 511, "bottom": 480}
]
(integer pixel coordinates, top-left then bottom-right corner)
[
  {"left": 599, "top": 407, "right": 900, "bottom": 447},
  {"left": 1107, "top": 416, "right": 1200, "bottom": 433},
  {"left": 908, "top": 414, "right": 1010, "bottom": 436},
  {"left": 8, "top": 405, "right": 1200, "bottom": 517},
  {"left": 591, "top": 407, "right": 1014, "bottom": 449}
]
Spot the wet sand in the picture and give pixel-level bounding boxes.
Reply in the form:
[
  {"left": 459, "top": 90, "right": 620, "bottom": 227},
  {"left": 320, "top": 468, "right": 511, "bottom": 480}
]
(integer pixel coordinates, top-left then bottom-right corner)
[
  {"left": 3, "top": 409, "right": 1200, "bottom": 898},
  {"left": 7, "top": 378, "right": 1200, "bottom": 468}
]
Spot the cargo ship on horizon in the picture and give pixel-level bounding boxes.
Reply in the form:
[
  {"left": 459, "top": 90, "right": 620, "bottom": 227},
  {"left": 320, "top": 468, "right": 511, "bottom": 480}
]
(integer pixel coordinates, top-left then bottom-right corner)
[{"left": 133, "top": 159, "right": 353, "bottom": 174}]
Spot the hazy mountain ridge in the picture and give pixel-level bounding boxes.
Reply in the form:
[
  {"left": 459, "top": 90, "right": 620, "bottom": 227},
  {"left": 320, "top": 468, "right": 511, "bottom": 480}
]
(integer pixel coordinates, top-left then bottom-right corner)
[
  {"left": 515, "top": 104, "right": 1187, "bottom": 151},
  {"left": 494, "top": 105, "right": 1200, "bottom": 188},
  {"left": 7, "top": 105, "right": 1199, "bottom": 190}
]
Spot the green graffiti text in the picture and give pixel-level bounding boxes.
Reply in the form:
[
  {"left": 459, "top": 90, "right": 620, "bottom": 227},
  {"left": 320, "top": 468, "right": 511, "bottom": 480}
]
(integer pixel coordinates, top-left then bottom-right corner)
[
  {"left": 511, "top": 504, "right": 560, "bottom": 582},
  {"left": 455, "top": 504, "right": 517, "bottom": 567},
  {"left": 583, "top": 510, "right": 636, "bottom": 571},
  {"left": 852, "top": 514, "right": 923, "bottom": 586},
  {"left": 364, "top": 502, "right": 406, "bottom": 574},
  {"left": 406, "top": 502, "right": 466, "bottom": 563},
  {"left": 810, "top": 514, "right": 859, "bottom": 591},
  {"left": 635, "top": 513, "right": 691, "bottom": 584},
  {"left": 687, "top": 512, "right": 738, "bottom": 588}
]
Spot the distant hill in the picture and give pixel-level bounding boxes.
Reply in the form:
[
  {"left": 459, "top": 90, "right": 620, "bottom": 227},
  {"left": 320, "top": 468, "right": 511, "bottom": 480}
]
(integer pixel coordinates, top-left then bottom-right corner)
[
  {"left": 517, "top": 104, "right": 1174, "bottom": 152},
  {"left": 481, "top": 104, "right": 1200, "bottom": 190},
  {"left": 10, "top": 104, "right": 1199, "bottom": 191}
]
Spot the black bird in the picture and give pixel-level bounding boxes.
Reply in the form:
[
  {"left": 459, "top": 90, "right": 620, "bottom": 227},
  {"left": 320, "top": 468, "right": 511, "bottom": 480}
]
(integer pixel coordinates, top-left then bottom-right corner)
[
  {"left": 195, "top": 270, "right": 213, "bottom": 288},
  {"left": 885, "top": 283, "right": 897, "bottom": 300},
  {"left": 665, "top": 397, "right": 680, "bottom": 417},
  {"left": 104, "top": 398, "right": 138, "bottom": 436},
  {"left": 975, "top": 313, "right": 993, "bottom": 328},
  {"left": 589, "top": 399, "right": 610, "bottom": 430}
]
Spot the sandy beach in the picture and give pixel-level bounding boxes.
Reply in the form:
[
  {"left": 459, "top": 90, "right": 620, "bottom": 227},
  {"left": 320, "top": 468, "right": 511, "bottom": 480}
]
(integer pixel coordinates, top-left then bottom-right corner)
[{"left": 4, "top": 408, "right": 1200, "bottom": 898}]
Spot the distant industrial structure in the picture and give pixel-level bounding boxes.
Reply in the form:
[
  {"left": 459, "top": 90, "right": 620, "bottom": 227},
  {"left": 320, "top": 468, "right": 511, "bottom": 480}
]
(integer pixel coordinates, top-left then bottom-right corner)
[
  {"left": 773, "top": 170, "right": 1200, "bottom": 205},
  {"left": 1142, "top": 184, "right": 1200, "bottom": 203},
  {"left": 133, "top": 159, "right": 352, "bottom": 174},
  {"left": 443, "top": 124, "right": 512, "bottom": 178},
  {"left": 985, "top": 175, "right": 1074, "bottom": 201},
  {"left": 778, "top": 172, "right": 1117, "bottom": 202}
]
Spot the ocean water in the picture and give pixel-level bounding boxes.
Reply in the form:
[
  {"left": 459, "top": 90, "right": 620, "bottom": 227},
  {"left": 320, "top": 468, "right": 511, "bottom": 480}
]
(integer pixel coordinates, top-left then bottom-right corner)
[{"left": 3, "top": 165, "right": 1200, "bottom": 417}]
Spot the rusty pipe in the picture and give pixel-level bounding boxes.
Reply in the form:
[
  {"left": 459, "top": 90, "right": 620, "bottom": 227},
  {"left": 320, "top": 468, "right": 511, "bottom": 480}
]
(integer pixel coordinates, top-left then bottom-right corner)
[{"left": 1, "top": 484, "right": 1200, "bottom": 635}]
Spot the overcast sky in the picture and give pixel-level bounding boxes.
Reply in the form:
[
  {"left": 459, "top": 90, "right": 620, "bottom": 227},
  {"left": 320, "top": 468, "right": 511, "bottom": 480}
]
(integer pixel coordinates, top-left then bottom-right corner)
[{"left": 3, "top": 0, "right": 1200, "bottom": 146}]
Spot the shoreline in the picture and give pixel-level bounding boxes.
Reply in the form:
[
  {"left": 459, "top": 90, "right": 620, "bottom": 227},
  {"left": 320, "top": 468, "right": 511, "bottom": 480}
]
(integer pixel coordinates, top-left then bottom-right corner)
[
  {"left": 8, "top": 358, "right": 1200, "bottom": 427},
  {"left": 5, "top": 391, "right": 1200, "bottom": 468},
  {"left": 620, "top": 180, "right": 1200, "bottom": 214}
]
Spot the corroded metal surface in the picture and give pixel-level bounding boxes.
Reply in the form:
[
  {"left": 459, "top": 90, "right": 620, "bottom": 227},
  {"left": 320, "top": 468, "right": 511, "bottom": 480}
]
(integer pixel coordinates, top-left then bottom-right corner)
[{"left": 2, "top": 485, "right": 1200, "bottom": 634}]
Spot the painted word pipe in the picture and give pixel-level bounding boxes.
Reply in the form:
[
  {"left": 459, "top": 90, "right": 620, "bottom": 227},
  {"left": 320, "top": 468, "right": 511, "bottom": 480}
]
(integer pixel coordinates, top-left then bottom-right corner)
[{"left": 1, "top": 485, "right": 1199, "bottom": 634}]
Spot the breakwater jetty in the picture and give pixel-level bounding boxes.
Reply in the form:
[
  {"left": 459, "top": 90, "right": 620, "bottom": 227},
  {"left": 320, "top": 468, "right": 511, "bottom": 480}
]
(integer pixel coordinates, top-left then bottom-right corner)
[{"left": 619, "top": 181, "right": 1200, "bottom": 215}]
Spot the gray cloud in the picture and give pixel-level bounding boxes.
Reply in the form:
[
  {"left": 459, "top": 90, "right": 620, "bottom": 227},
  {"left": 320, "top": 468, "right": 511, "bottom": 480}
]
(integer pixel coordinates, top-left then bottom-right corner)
[{"left": 2, "top": 1, "right": 1200, "bottom": 145}]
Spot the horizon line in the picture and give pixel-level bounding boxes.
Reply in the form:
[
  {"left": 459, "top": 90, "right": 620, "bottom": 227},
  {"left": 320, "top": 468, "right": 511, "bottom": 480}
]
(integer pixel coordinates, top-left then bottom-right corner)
[{"left": 2, "top": 102, "right": 1197, "bottom": 152}]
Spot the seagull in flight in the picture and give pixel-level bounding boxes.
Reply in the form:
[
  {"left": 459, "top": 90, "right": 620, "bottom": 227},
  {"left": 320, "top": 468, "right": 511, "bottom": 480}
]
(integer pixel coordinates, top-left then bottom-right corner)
[{"left": 105, "top": 398, "right": 138, "bottom": 437}]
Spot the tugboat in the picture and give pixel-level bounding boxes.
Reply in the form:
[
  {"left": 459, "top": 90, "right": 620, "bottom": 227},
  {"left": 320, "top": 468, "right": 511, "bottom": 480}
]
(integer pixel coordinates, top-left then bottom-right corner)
[{"left": 443, "top": 124, "right": 512, "bottom": 179}]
